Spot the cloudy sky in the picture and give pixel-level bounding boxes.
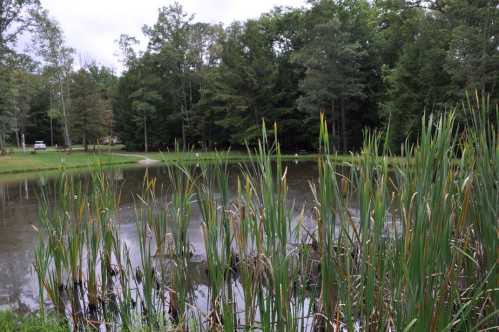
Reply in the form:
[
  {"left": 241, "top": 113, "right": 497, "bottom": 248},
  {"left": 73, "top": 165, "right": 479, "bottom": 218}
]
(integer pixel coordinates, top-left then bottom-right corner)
[{"left": 38, "top": 0, "right": 308, "bottom": 72}]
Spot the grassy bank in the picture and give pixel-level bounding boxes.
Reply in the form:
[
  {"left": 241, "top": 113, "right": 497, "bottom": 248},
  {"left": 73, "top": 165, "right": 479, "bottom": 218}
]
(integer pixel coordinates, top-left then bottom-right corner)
[
  {"left": 28, "top": 98, "right": 497, "bottom": 331},
  {"left": 0, "top": 149, "right": 320, "bottom": 176},
  {"left": 0, "top": 149, "right": 405, "bottom": 178},
  {"left": 0, "top": 151, "right": 141, "bottom": 175},
  {"left": 2, "top": 144, "right": 126, "bottom": 153},
  {"left": 0, "top": 141, "right": 410, "bottom": 177},
  {"left": 0, "top": 311, "right": 67, "bottom": 332},
  {"left": 132, "top": 150, "right": 319, "bottom": 163}
]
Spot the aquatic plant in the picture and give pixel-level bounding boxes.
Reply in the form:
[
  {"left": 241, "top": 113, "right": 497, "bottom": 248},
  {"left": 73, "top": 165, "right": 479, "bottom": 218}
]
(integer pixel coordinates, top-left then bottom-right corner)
[{"left": 32, "top": 95, "right": 497, "bottom": 331}]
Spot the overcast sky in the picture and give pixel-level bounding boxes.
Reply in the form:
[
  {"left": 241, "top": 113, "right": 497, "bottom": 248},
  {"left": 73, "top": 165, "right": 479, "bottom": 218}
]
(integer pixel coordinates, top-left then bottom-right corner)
[{"left": 38, "top": 0, "right": 308, "bottom": 72}]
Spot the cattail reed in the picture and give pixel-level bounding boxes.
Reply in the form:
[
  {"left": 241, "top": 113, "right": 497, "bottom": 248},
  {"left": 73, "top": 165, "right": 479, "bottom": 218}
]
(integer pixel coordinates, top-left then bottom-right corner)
[{"left": 32, "top": 94, "right": 497, "bottom": 331}]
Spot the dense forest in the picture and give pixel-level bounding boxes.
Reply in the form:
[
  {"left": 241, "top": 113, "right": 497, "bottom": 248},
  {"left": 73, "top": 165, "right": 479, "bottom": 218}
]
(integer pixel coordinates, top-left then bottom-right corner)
[{"left": 0, "top": 0, "right": 497, "bottom": 153}]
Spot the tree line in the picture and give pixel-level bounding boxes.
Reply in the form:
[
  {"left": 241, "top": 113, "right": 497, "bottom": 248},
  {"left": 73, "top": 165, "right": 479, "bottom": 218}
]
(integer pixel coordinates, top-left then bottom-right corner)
[
  {"left": 1, "top": 0, "right": 498, "bottom": 153},
  {"left": 0, "top": 0, "right": 115, "bottom": 152}
]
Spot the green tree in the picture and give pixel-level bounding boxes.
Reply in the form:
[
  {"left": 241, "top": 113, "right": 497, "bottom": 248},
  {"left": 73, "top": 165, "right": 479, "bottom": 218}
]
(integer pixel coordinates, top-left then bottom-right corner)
[
  {"left": 115, "top": 34, "right": 140, "bottom": 70},
  {"left": 381, "top": 7, "right": 452, "bottom": 148},
  {"left": 115, "top": 3, "right": 221, "bottom": 151},
  {"left": 32, "top": 9, "right": 74, "bottom": 148},
  {"left": 70, "top": 68, "right": 107, "bottom": 151},
  {"left": 378, "top": 0, "right": 498, "bottom": 149},
  {"left": 11, "top": 69, "right": 37, "bottom": 147},
  {"left": 129, "top": 69, "right": 162, "bottom": 153},
  {"left": 143, "top": 2, "right": 193, "bottom": 149},
  {"left": 0, "top": 64, "right": 15, "bottom": 151},
  {"left": 443, "top": 0, "right": 499, "bottom": 100},
  {"left": 195, "top": 18, "right": 280, "bottom": 147},
  {"left": 0, "top": 0, "right": 41, "bottom": 151},
  {"left": 112, "top": 0, "right": 496, "bottom": 154},
  {"left": 295, "top": 0, "right": 379, "bottom": 152},
  {"left": 114, "top": 55, "right": 162, "bottom": 152},
  {"left": 88, "top": 64, "right": 118, "bottom": 144},
  {"left": 0, "top": 0, "right": 40, "bottom": 59}
]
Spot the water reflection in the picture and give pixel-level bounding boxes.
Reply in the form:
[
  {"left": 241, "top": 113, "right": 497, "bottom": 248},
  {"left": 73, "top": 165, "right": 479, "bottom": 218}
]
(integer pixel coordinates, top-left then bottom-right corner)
[{"left": 0, "top": 162, "right": 318, "bottom": 311}]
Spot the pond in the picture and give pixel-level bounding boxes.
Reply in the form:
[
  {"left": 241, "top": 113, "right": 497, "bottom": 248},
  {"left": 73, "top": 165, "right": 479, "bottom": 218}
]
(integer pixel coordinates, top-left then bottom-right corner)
[{"left": 0, "top": 161, "right": 321, "bottom": 312}]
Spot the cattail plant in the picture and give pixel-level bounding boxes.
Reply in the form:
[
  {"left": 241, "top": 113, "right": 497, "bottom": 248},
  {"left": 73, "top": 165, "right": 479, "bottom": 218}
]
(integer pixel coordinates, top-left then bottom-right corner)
[{"left": 31, "top": 93, "right": 497, "bottom": 331}]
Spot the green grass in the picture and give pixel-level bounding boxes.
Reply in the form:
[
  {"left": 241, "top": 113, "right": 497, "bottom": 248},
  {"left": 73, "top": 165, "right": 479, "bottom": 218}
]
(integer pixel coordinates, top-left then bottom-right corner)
[
  {"left": 124, "top": 150, "right": 319, "bottom": 162},
  {"left": 0, "top": 144, "right": 407, "bottom": 177},
  {"left": 0, "top": 151, "right": 140, "bottom": 175},
  {"left": 0, "top": 311, "right": 68, "bottom": 332},
  {"left": 0, "top": 150, "right": 318, "bottom": 176},
  {"left": 3, "top": 144, "right": 126, "bottom": 153}
]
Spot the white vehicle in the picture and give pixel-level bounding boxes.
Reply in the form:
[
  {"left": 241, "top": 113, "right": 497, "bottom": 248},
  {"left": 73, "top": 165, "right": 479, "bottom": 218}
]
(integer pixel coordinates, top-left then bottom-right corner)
[{"left": 34, "top": 141, "right": 47, "bottom": 150}]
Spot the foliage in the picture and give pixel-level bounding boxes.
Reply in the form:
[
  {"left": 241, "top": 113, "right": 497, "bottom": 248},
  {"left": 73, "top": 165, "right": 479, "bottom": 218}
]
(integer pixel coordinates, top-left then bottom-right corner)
[
  {"left": 0, "top": 0, "right": 497, "bottom": 154},
  {"left": 30, "top": 9, "right": 75, "bottom": 147},
  {"left": 70, "top": 66, "right": 114, "bottom": 151},
  {"left": 294, "top": 0, "right": 381, "bottom": 152},
  {"left": 0, "top": 0, "right": 40, "bottom": 58},
  {"left": 113, "top": 0, "right": 498, "bottom": 152},
  {"left": 31, "top": 98, "right": 497, "bottom": 330}
]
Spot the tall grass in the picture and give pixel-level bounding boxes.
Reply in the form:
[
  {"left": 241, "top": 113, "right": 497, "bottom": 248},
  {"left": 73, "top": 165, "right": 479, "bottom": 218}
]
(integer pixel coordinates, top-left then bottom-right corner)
[{"left": 32, "top": 96, "right": 497, "bottom": 331}]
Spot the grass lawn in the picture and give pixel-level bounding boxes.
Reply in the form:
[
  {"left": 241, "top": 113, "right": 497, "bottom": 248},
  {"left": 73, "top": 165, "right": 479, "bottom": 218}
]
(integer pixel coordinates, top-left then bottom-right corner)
[
  {"left": 137, "top": 150, "right": 319, "bottom": 162},
  {"left": 3, "top": 144, "right": 125, "bottom": 153},
  {"left": 0, "top": 150, "right": 314, "bottom": 176},
  {"left": 0, "top": 151, "right": 140, "bottom": 175},
  {"left": 1, "top": 147, "right": 411, "bottom": 177}
]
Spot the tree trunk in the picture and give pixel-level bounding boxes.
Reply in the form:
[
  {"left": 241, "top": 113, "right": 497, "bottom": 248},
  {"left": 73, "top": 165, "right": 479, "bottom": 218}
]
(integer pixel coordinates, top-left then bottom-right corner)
[
  {"left": 109, "top": 111, "right": 113, "bottom": 148},
  {"left": 180, "top": 63, "right": 187, "bottom": 151},
  {"left": 65, "top": 75, "right": 73, "bottom": 148},
  {"left": 331, "top": 102, "right": 336, "bottom": 153},
  {"left": 83, "top": 132, "right": 87, "bottom": 152},
  {"left": 0, "top": 130, "right": 4, "bottom": 153},
  {"left": 188, "top": 78, "right": 193, "bottom": 147},
  {"left": 49, "top": 92, "right": 54, "bottom": 147},
  {"left": 21, "top": 133, "right": 25, "bottom": 152},
  {"left": 15, "top": 129, "right": 20, "bottom": 148},
  {"left": 50, "top": 117, "right": 54, "bottom": 147},
  {"left": 83, "top": 115, "right": 88, "bottom": 152},
  {"left": 181, "top": 104, "right": 186, "bottom": 151},
  {"left": 144, "top": 112, "right": 148, "bottom": 153},
  {"left": 340, "top": 98, "right": 347, "bottom": 153},
  {"left": 58, "top": 74, "right": 71, "bottom": 148},
  {"left": 207, "top": 117, "right": 212, "bottom": 149}
]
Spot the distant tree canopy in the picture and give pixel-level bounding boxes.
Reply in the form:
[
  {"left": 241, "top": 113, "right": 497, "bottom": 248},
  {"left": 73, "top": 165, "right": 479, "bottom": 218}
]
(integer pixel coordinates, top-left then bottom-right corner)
[
  {"left": 0, "top": 0, "right": 497, "bottom": 153},
  {"left": 114, "top": 0, "right": 498, "bottom": 152}
]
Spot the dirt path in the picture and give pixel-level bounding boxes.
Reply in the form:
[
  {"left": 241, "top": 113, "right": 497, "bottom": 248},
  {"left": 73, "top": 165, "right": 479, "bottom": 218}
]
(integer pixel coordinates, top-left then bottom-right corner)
[{"left": 112, "top": 153, "right": 160, "bottom": 165}]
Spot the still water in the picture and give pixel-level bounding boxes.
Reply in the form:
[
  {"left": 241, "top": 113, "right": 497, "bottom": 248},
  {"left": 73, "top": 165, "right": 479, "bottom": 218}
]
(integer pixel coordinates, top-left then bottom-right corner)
[{"left": 0, "top": 162, "right": 319, "bottom": 311}]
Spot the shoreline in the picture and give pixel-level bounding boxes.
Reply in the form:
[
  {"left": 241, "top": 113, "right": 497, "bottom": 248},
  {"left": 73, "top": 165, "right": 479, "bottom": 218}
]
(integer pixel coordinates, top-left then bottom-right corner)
[{"left": 0, "top": 150, "right": 321, "bottom": 178}]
